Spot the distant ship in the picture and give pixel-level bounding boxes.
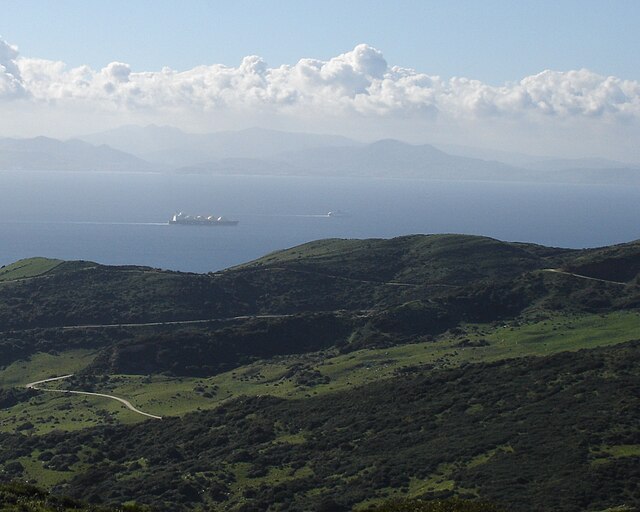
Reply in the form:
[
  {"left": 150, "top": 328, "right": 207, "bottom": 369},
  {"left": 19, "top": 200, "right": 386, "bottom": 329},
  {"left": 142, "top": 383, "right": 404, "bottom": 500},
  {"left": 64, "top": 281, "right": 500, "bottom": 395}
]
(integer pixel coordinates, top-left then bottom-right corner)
[
  {"left": 169, "top": 212, "right": 239, "bottom": 226},
  {"left": 327, "top": 210, "right": 350, "bottom": 218}
]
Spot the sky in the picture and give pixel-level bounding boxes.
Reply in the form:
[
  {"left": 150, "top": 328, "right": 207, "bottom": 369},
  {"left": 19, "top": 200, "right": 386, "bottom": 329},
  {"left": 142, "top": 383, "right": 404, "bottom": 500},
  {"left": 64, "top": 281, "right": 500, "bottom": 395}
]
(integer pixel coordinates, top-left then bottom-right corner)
[{"left": 1, "top": 0, "right": 640, "bottom": 161}]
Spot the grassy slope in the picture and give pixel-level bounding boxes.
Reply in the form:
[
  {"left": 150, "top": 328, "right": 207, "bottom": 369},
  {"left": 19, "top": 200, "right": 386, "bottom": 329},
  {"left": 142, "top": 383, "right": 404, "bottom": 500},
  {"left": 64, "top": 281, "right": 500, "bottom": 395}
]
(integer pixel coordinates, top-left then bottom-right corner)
[
  {"left": 0, "top": 350, "right": 96, "bottom": 388},
  {"left": 233, "top": 234, "right": 569, "bottom": 285},
  {"left": 0, "top": 234, "right": 639, "bottom": 510},
  {"left": 1, "top": 231, "right": 639, "bottom": 435},
  {"left": 0, "top": 258, "right": 62, "bottom": 282},
  {"left": 2, "top": 311, "right": 638, "bottom": 437},
  {"left": 0, "top": 350, "right": 145, "bottom": 436},
  {"left": 1, "top": 340, "right": 637, "bottom": 512},
  {"left": 0, "top": 234, "right": 637, "bottom": 335},
  {"left": 563, "top": 239, "right": 640, "bottom": 282},
  {"left": 0, "top": 260, "right": 241, "bottom": 331}
]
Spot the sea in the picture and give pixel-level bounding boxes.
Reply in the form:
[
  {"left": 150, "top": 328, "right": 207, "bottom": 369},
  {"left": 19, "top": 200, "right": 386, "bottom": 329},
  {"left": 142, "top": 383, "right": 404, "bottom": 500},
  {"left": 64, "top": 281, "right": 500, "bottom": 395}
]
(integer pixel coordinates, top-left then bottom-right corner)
[{"left": 1, "top": 170, "right": 639, "bottom": 273}]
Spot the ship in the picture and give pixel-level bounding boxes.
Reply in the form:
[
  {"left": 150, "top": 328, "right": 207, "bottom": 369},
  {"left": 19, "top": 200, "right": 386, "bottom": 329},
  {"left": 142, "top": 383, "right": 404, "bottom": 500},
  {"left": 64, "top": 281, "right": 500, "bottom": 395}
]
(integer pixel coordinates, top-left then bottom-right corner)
[{"left": 169, "top": 212, "right": 239, "bottom": 226}]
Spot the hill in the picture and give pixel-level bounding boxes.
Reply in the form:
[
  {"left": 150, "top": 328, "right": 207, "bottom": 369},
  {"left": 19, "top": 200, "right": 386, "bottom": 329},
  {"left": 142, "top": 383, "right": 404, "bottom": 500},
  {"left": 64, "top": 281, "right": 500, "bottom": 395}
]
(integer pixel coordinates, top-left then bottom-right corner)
[
  {"left": 1, "top": 342, "right": 638, "bottom": 511},
  {"left": 179, "top": 139, "right": 533, "bottom": 181},
  {"left": 0, "top": 234, "right": 639, "bottom": 373},
  {"left": 273, "top": 139, "right": 526, "bottom": 180},
  {"left": 0, "top": 234, "right": 638, "bottom": 510},
  {"left": 0, "top": 137, "right": 159, "bottom": 172},
  {"left": 234, "top": 234, "right": 567, "bottom": 284},
  {"left": 79, "top": 125, "right": 360, "bottom": 166},
  {"left": 179, "top": 137, "right": 640, "bottom": 183},
  {"left": 5, "top": 234, "right": 547, "bottom": 332},
  {"left": 4, "top": 128, "right": 638, "bottom": 183}
]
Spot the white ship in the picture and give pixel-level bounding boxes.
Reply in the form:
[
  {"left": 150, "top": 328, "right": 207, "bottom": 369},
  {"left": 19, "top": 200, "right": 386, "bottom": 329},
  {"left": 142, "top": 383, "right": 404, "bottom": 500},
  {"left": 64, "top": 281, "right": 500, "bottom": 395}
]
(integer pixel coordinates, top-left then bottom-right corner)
[{"left": 169, "top": 212, "right": 239, "bottom": 226}]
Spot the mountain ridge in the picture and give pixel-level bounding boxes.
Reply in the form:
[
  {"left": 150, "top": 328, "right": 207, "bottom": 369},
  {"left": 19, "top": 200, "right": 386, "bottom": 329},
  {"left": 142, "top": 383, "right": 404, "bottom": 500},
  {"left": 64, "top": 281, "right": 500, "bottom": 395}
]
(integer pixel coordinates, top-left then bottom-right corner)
[
  {"left": 80, "top": 125, "right": 361, "bottom": 164},
  {"left": 1, "top": 127, "right": 638, "bottom": 184},
  {"left": 0, "top": 136, "right": 160, "bottom": 172}
]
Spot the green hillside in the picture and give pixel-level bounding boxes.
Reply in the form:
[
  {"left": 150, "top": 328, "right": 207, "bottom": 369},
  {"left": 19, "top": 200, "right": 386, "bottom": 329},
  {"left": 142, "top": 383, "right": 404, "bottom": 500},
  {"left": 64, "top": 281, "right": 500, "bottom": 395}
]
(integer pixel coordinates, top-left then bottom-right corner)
[
  {"left": 563, "top": 239, "right": 640, "bottom": 283},
  {"left": 234, "top": 234, "right": 570, "bottom": 284},
  {"left": 0, "top": 257, "right": 63, "bottom": 282},
  {"left": 0, "top": 482, "right": 144, "bottom": 511},
  {"left": 1, "top": 234, "right": 638, "bottom": 334},
  {"left": 1, "top": 342, "right": 638, "bottom": 511},
  {"left": 0, "top": 234, "right": 638, "bottom": 511}
]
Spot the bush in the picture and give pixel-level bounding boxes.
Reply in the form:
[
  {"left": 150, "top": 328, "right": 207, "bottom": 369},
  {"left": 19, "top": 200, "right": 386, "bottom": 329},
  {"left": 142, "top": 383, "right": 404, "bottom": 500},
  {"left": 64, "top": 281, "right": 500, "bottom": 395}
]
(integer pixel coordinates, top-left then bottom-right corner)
[{"left": 368, "top": 498, "right": 505, "bottom": 512}]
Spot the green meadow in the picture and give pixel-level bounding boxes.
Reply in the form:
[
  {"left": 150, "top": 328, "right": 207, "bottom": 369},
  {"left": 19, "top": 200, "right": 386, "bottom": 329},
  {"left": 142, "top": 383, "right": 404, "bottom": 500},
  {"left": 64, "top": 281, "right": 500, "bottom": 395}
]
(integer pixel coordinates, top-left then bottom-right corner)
[
  {"left": 0, "top": 257, "right": 62, "bottom": 282},
  {"left": 2, "top": 310, "right": 638, "bottom": 439}
]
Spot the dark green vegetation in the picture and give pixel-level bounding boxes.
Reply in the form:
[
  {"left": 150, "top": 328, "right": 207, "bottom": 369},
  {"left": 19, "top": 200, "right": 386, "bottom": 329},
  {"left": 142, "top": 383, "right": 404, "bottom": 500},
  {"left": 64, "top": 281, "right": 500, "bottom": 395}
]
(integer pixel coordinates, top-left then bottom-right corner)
[
  {"left": 2, "top": 235, "right": 639, "bottom": 370},
  {"left": 1, "top": 234, "right": 639, "bottom": 511},
  {"left": 2, "top": 343, "right": 638, "bottom": 511},
  {"left": 0, "top": 482, "right": 144, "bottom": 511},
  {"left": 368, "top": 498, "right": 505, "bottom": 512}
]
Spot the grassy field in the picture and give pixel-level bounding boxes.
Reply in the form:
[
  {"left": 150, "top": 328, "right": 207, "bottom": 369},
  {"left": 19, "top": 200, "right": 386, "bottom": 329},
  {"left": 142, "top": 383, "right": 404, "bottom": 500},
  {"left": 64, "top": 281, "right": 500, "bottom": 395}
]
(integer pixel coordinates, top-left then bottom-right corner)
[
  {"left": 353, "top": 446, "right": 516, "bottom": 509},
  {"left": 202, "top": 310, "right": 640, "bottom": 401},
  {"left": 17, "top": 452, "right": 75, "bottom": 487},
  {"left": 0, "top": 350, "right": 96, "bottom": 388},
  {"left": 590, "top": 444, "right": 640, "bottom": 465},
  {"left": 3, "top": 309, "right": 636, "bottom": 490},
  {"left": 0, "top": 388, "right": 146, "bottom": 435},
  {"left": 0, "top": 350, "right": 146, "bottom": 434},
  {"left": 0, "top": 257, "right": 62, "bottom": 282},
  {"left": 3, "top": 310, "right": 638, "bottom": 441}
]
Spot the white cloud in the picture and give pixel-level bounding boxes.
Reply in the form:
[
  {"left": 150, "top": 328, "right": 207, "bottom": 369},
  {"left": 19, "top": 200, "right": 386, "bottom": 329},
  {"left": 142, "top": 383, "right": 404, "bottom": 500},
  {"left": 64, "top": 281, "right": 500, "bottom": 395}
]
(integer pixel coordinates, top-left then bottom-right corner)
[
  {"left": 0, "top": 38, "right": 26, "bottom": 98},
  {"left": 1, "top": 38, "right": 639, "bottom": 160}
]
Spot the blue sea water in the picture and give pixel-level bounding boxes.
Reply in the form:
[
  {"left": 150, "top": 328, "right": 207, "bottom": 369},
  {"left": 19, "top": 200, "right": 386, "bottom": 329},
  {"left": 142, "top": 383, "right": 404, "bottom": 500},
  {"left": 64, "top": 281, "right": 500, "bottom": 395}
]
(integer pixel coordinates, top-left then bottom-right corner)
[{"left": 1, "top": 171, "right": 639, "bottom": 273}]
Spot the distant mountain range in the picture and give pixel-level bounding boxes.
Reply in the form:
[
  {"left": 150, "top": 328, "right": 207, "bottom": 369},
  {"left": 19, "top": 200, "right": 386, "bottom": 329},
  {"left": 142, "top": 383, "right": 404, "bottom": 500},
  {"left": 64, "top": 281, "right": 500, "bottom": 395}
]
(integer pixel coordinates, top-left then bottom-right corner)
[
  {"left": 435, "top": 143, "right": 632, "bottom": 171},
  {"left": 1, "top": 125, "right": 638, "bottom": 184},
  {"left": 80, "top": 125, "right": 359, "bottom": 165},
  {"left": 0, "top": 136, "right": 158, "bottom": 172},
  {"left": 176, "top": 138, "right": 527, "bottom": 181}
]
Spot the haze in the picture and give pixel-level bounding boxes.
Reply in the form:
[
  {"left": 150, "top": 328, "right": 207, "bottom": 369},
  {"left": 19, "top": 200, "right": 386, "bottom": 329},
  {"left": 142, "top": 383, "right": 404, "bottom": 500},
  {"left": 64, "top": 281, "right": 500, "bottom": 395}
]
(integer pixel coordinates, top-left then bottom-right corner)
[{"left": 1, "top": 0, "right": 640, "bottom": 162}]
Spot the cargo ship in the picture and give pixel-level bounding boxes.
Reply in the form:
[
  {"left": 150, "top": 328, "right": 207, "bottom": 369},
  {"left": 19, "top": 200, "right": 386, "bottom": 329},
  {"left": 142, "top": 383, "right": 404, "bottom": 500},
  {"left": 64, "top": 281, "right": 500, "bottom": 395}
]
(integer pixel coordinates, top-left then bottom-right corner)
[{"left": 169, "top": 212, "right": 239, "bottom": 226}]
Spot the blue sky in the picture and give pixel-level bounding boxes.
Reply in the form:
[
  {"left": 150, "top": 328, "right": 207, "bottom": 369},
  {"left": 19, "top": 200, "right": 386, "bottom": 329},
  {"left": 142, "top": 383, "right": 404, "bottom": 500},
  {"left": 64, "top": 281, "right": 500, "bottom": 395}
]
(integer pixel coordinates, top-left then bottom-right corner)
[
  {"left": 1, "top": 0, "right": 639, "bottom": 160},
  {"left": 2, "top": 0, "right": 639, "bottom": 83}
]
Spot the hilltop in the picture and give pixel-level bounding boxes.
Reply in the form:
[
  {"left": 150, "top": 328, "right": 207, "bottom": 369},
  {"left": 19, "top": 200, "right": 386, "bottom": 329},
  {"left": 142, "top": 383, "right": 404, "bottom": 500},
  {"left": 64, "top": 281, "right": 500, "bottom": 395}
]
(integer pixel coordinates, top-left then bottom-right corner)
[
  {"left": 233, "top": 234, "right": 568, "bottom": 283},
  {"left": 0, "top": 234, "right": 639, "bottom": 374}
]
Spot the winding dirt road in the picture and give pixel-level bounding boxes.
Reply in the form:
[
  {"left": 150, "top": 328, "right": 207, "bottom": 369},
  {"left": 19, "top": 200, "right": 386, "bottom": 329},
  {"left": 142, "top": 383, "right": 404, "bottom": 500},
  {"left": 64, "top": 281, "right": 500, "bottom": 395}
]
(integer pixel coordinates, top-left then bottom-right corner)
[{"left": 25, "top": 374, "right": 162, "bottom": 420}]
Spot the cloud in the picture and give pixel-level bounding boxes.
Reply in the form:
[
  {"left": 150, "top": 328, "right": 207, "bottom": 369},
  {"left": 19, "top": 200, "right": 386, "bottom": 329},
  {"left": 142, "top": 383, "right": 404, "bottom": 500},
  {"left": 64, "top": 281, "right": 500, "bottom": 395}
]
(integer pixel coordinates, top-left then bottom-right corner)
[
  {"left": 1, "top": 37, "right": 639, "bottom": 159},
  {"left": 0, "top": 38, "right": 26, "bottom": 98},
  {"left": 6, "top": 39, "right": 638, "bottom": 120}
]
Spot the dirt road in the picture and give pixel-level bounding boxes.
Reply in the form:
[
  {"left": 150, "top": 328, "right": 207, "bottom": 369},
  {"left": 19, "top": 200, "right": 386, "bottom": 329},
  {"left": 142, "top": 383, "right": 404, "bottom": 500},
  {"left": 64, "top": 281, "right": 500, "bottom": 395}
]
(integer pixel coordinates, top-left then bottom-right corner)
[{"left": 26, "top": 374, "right": 162, "bottom": 420}]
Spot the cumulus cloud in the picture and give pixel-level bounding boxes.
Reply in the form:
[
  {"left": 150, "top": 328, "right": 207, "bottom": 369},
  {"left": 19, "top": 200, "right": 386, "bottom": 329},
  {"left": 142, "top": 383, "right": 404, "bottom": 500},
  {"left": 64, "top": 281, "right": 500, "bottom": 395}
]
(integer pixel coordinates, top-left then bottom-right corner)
[
  {"left": 5, "top": 39, "right": 638, "bottom": 120},
  {"left": 1, "top": 37, "right": 639, "bottom": 159},
  {"left": 0, "top": 38, "right": 26, "bottom": 98}
]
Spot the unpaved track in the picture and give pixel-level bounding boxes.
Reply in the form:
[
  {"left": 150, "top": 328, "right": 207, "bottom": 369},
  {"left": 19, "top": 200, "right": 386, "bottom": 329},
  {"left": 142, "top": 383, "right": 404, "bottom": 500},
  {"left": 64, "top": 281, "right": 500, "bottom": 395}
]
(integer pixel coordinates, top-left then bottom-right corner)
[
  {"left": 236, "top": 266, "right": 460, "bottom": 288},
  {"left": 26, "top": 374, "right": 162, "bottom": 420},
  {"left": 542, "top": 269, "right": 627, "bottom": 286},
  {"left": 59, "top": 313, "right": 290, "bottom": 331},
  {"left": 2, "top": 310, "right": 374, "bottom": 333}
]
